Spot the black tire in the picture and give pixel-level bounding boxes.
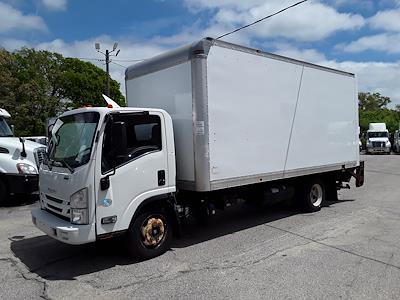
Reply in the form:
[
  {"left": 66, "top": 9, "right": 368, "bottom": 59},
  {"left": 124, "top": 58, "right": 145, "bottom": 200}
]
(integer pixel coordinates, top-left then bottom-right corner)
[
  {"left": 126, "top": 208, "right": 173, "bottom": 260},
  {"left": 299, "top": 178, "right": 325, "bottom": 213},
  {"left": 0, "top": 179, "right": 8, "bottom": 205}
]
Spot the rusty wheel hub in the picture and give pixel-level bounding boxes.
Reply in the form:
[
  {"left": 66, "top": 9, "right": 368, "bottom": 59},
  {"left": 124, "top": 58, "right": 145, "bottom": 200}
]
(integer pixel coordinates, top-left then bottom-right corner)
[{"left": 141, "top": 217, "right": 165, "bottom": 247}]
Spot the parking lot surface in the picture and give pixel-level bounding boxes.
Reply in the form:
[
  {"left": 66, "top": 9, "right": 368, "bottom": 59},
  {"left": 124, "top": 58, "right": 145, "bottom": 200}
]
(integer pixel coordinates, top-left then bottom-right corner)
[{"left": 1, "top": 154, "right": 400, "bottom": 299}]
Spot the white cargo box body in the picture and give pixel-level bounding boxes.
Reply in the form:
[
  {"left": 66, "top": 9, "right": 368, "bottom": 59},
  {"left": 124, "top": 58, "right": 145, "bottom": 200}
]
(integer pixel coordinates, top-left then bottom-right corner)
[{"left": 126, "top": 38, "right": 359, "bottom": 192}]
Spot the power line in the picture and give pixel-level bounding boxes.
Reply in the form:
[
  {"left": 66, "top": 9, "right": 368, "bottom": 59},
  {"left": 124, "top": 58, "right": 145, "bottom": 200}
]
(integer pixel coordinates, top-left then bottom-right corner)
[
  {"left": 216, "top": 0, "right": 308, "bottom": 40},
  {"left": 111, "top": 61, "right": 128, "bottom": 68},
  {"left": 73, "top": 57, "right": 104, "bottom": 61},
  {"left": 113, "top": 59, "right": 145, "bottom": 62},
  {"left": 75, "top": 57, "right": 145, "bottom": 63}
]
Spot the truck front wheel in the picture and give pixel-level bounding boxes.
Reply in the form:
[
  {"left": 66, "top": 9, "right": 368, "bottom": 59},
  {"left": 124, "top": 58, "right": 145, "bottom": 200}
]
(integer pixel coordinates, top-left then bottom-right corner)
[
  {"left": 126, "top": 209, "right": 173, "bottom": 260},
  {"left": 299, "top": 178, "right": 325, "bottom": 212}
]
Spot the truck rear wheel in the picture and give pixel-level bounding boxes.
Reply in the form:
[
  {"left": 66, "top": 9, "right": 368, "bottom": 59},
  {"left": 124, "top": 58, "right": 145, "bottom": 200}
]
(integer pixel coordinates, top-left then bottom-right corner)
[
  {"left": 0, "top": 179, "right": 8, "bottom": 205},
  {"left": 126, "top": 209, "right": 172, "bottom": 260},
  {"left": 299, "top": 178, "right": 325, "bottom": 212}
]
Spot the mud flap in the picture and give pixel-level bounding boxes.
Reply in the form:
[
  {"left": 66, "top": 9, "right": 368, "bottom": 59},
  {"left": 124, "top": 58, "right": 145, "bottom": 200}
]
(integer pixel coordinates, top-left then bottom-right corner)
[{"left": 355, "top": 161, "right": 365, "bottom": 187}]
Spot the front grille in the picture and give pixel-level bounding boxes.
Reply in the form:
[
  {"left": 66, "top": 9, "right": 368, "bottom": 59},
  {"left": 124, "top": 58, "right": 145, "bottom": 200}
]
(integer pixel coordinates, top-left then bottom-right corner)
[
  {"left": 42, "top": 194, "right": 70, "bottom": 220},
  {"left": 34, "top": 148, "right": 47, "bottom": 168},
  {"left": 372, "top": 141, "right": 385, "bottom": 148},
  {"left": 44, "top": 209, "right": 71, "bottom": 222}
]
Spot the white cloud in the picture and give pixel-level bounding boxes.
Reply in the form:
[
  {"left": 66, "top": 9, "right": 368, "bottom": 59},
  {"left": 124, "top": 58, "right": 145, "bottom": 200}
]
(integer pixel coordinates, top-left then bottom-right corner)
[
  {"left": 0, "top": 37, "right": 31, "bottom": 50},
  {"left": 339, "top": 33, "right": 400, "bottom": 53},
  {"left": 322, "top": 60, "right": 400, "bottom": 106},
  {"left": 185, "top": 0, "right": 365, "bottom": 42},
  {"left": 0, "top": 2, "right": 47, "bottom": 33},
  {"left": 41, "top": 0, "right": 67, "bottom": 11},
  {"left": 184, "top": 0, "right": 266, "bottom": 11},
  {"left": 369, "top": 9, "right": 400, "bottom": 32}
]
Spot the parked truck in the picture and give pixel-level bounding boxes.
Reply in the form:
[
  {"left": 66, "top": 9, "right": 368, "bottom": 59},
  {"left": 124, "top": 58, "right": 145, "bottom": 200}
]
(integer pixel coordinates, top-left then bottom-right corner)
[
  {"left": 366, "top": 123, "right": 391, "bottom": 154},
  {"left": 31, "top": 38, "right": 364, "bottom": 260},
  {"left": 0, "top": 108, "right": 47, "bottom": 203}
]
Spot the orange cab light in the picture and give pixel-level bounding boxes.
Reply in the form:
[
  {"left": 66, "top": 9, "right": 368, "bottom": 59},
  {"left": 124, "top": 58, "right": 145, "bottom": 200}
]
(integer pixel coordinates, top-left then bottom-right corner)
[{"left": 107, "top": 104, "right": 113, "bottom": 108}]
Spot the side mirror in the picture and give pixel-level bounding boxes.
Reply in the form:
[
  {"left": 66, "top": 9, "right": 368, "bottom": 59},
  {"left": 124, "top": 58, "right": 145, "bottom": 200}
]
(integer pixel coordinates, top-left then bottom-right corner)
[
  {"left": 10, "top": 125, "right": 15, "bottom": 135},
  {"left": 112, "top": 121, "right": 127, "bottom": 157}
]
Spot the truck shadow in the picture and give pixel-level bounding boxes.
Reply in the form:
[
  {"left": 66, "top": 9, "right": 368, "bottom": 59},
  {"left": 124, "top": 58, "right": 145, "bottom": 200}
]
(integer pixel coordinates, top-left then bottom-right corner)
[
  {"left": 10, "top": 198, "right": 354, "bottom": 281},
  {"left": 2, "top": 194, "right": 38, "bottom": 207}
]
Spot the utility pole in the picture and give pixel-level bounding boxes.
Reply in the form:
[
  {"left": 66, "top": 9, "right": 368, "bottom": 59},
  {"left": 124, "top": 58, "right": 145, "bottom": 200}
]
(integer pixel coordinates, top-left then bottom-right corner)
[
  {"left": 105, "top": 49, "right": 110, "bottom": 97},
  {"left": 95, "top": 42, "right": 120, "bottom": 97}
]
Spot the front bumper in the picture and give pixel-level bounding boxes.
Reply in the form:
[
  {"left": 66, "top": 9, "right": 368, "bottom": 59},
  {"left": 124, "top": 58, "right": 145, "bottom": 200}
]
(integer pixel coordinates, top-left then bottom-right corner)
[
  {"left": 31, "top": 208, "right": 96, "bottom": 245},
  {"left": 366, "top": 147, "right": 390, "bottom": 153},
  {"left": 1, "top": 173, "right": 38, "bottom": 194}
]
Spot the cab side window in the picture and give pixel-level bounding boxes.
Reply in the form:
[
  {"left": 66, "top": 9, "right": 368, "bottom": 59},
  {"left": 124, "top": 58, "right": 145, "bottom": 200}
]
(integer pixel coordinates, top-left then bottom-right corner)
[{"left": 102, "top": 114, "right": 162, "bottom": 174}]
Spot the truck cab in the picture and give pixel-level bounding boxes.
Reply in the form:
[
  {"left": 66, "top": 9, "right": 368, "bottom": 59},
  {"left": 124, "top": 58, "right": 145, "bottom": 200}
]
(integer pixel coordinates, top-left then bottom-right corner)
[
  {"left": 366, "top": 123, "right": 391, "bottom": 154},
  {"left": 0, "top": 108, "right": 47, "bottom": 203},
  {"left": 31, "top": 107, "right": 176, "bottom": 258}
]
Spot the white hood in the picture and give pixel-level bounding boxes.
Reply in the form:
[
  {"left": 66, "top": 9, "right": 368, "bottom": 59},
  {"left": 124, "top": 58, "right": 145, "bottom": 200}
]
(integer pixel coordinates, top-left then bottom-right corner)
[
  {"left": 0, "top": 137, "right": 46, "bottom": 173},
  {"left": 0, "top": 137, "right": 44, "bottom": 152}
]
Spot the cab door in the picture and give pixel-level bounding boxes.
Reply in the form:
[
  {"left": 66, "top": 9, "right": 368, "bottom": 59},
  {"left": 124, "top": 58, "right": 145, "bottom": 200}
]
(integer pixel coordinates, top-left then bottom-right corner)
[{"left": 95, "top": 112, "right": 171, "bottom": 235}]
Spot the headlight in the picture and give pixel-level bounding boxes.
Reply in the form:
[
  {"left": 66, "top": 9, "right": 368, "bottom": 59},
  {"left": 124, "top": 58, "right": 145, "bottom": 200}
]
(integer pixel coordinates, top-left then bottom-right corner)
[
  {"left": 366, "top": 140, "right": 371, "bottom": 146},
  {"left": 70, "top": 188, "right": 88, "bottom": 208},
  {"left": 16, "top": 163, "right": 37, "bottom": 174},
  {"left": 70, "top": 188, "right": 89, "bottom": 225},
  {"left": 386, "top": 141, "right": 391, "bottom": 146}
]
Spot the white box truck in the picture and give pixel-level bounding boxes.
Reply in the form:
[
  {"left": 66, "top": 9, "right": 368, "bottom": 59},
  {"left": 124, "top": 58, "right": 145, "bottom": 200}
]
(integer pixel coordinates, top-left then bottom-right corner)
[
  {"left": 0, "top": 108, "right": 47, "bottom": 203},
  {"left": 366, "top": 123, "right": 391, "bottom": 154},
  {"left": 31, "top": 38, "right": 364, "bottom": 260}
]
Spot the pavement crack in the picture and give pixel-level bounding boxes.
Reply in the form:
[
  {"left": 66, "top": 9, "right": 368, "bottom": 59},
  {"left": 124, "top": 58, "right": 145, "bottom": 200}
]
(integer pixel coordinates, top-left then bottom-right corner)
[
  {"left": 0, "top": 256, "right": 52, "bottom": 300},
  {"left": 264, "top": 223, "right": 400, "bottom": 272}
]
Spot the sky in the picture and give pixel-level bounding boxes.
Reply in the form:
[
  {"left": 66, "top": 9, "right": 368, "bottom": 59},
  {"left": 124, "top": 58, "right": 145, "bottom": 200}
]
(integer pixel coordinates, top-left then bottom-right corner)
[{"left": 1, "top": 0, "right": 400, "bottom": 106}]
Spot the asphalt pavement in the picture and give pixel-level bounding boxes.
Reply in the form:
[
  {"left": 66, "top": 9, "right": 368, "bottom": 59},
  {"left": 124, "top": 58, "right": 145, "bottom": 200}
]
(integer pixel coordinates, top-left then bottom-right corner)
[{"left": 1, "top": 154, "right": 400, "bottom": 299}]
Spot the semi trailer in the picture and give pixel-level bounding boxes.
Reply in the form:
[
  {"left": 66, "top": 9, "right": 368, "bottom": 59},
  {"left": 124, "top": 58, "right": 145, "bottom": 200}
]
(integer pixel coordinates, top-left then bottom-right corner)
[{"left": 31, "top": 38, "right": 364, "bottom": 260}]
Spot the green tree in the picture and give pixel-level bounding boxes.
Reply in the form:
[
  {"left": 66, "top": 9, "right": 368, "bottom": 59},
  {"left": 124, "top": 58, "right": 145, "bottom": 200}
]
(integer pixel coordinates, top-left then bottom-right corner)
[
  {"left": 60, "top": 57, "right": 125, "bottom": 108},
  {"left": 358, "top": 92, "right": 391, "bottom": 111},
  {"left": 0, "top": 48, "right": 125, "bottom": 136},
  {"left": 358, "top": 92, "right": 400, "bottom": 133}
]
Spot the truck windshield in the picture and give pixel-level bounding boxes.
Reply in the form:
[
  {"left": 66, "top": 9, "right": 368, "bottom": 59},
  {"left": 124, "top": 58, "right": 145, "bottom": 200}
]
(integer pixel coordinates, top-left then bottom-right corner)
[
  {"left": 48, "top": 112, "right": 100, "bottom": 169},
  {"left": 368, "top": 132, "right": 388, "bottom": 138},
  {"left": 0, "top": 117, "right": 13, "bottom": 137}
]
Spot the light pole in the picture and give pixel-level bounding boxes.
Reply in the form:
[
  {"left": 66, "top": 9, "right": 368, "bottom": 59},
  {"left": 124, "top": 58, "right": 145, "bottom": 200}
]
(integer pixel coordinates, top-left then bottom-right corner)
[{"left": 95, "top": 42, "right": 120, "bottom": 97}]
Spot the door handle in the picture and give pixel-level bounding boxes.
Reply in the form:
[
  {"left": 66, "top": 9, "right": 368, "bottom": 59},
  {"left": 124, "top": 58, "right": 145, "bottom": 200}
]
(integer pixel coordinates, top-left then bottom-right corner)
[{"left": 158, "top": 170, "right": 165, "bottom": 186}]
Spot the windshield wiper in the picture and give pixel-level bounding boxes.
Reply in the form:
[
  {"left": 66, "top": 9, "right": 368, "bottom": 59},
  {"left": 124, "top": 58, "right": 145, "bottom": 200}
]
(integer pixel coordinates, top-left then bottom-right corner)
[{"left": 53, "top": 159, "right": 75, "bottom": 174}]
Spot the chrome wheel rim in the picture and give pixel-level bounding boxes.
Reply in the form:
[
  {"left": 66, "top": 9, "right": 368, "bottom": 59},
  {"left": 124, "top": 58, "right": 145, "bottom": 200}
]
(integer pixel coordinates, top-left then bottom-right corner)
[{"left": 310, "top": 184, "right": 323, "bottom": 207}]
